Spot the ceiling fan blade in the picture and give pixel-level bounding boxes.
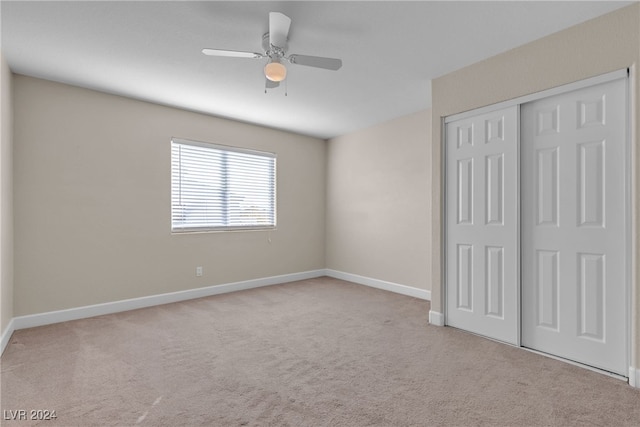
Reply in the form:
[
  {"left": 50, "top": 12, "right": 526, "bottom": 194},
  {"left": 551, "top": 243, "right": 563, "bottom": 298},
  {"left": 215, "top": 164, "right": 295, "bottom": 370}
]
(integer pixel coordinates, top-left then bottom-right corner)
[
  {"left": 269, "top": 12, "right": 291, "bottom": 48},
  {"left": 265, "top": 78, "right": 280, "bottom": 89},
  {"left": 288, "top": 54, "right": 342, "bottom": 71},
  {"left": 202, "top": 48, "right": 263, "bottom": 59}
]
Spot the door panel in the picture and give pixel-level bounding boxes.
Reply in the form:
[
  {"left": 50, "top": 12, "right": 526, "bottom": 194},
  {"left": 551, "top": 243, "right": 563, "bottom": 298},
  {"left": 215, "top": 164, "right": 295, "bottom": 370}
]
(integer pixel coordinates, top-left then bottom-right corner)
[
  {"left": 536, "top": 249, "right": 559, "bottom": 331},
  {"left": 521, "top": 78, "right": 627, "bottom": 375},
  {"left": 446, "top": 106, "right": 518, "bottom": 345}
]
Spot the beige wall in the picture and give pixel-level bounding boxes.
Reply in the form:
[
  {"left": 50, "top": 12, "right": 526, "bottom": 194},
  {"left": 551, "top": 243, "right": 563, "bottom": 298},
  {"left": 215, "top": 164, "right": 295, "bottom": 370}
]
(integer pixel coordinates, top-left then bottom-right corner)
[
  {"left": 1, "top": 53, "right": 14, "bottom": 334},
  {"left": 326, "top": 110, "right": 431, "bottom": 290},
  {"left": 431, "top": 4, "right": 640, "bottom": 367},
  {"left": 13, "top": 75, "right": 326, "bottom": 316}
]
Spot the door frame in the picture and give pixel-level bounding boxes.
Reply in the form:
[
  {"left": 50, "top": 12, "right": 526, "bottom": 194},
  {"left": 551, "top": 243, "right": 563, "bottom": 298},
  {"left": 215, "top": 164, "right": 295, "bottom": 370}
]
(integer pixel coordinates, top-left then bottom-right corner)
[{"left": 442, "top": 68, "right": 634, "bottom": 380}]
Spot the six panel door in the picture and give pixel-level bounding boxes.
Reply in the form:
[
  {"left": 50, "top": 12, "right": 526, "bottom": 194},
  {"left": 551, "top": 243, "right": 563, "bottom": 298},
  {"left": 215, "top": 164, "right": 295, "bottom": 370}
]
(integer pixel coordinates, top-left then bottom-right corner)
[
  {"left": 445, "top": 106, "right": 519, "bottom": 345},
  {"left": 521, "top": 78, "right": 627, "bottom": 375}
]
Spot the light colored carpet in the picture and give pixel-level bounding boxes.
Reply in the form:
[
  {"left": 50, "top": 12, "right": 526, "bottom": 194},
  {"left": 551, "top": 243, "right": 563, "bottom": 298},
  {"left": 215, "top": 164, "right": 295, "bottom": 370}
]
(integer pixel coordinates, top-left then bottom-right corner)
[{"left": 1, "top": 276, "right": 639, "bottom": 426}]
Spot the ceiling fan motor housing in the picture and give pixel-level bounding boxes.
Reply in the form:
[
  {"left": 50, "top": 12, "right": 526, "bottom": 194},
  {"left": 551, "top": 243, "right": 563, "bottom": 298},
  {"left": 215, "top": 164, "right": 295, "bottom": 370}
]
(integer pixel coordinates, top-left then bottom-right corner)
[{"left": 262, "top": 33, "right": 287, "bottom": 60}]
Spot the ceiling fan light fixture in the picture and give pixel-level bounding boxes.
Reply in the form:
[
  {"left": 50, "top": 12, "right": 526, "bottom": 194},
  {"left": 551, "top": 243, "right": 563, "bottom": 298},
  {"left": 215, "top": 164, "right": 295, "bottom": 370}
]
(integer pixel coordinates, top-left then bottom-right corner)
[
  {"left": 265, "top": 59, "right": 287, "bottom": 82},
  {"left": 202, "top": 12, "right": 342, "bottom": 88}
]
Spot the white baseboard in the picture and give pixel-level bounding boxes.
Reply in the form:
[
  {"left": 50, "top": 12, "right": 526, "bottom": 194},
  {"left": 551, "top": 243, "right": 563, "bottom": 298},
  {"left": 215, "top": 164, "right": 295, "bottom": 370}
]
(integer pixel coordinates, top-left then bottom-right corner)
[
  {"left": 5, "top": 270, "right": 325, "bottom": 345},
  {"left": 630, "top": 367, "right": 640, "bottom": 388},
  {"left": 429, "top": 310, "right": 444, "bottom": 326},
  {"left": 324, "top": 269, "right": 431, "bottom": 301},
  {"left": 1, "top": 317, "right": 16, "bottom": 356}
]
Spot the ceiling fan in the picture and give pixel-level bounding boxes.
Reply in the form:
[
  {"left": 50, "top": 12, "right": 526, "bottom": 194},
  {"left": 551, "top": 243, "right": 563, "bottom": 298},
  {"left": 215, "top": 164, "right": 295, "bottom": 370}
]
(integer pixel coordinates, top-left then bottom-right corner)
[{"left": 202, "top": 12, "right": 342, "bottom": 90}]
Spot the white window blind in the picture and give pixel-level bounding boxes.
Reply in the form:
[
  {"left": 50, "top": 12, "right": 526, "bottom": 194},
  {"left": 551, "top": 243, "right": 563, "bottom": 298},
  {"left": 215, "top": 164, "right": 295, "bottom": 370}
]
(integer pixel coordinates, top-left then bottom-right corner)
[{"left": 171, "top": 138, "right": 276, "bottom": 232}]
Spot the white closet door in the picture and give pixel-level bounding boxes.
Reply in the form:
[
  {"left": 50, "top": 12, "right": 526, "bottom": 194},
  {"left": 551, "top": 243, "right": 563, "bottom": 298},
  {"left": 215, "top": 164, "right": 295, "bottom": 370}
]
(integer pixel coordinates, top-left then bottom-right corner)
[
  {"left": 445, "top": 106, "right": 519, "bottom": 345},
  {"left": 521, "top": 78, "right": 627, "bottom": 375}
]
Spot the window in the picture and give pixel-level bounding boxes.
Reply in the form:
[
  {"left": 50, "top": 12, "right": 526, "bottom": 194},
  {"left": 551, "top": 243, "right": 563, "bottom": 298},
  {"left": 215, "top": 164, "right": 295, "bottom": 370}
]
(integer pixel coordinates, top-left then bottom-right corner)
[{"left": 171, "top": 138, "right": 276, "bottom": 232}]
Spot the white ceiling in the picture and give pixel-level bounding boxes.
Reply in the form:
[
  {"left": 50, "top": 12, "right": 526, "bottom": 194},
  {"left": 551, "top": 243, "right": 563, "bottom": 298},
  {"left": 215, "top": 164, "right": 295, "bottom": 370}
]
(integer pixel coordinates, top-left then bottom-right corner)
[{"left": 1, "top": 1, "right": 633, "bottom": 139}]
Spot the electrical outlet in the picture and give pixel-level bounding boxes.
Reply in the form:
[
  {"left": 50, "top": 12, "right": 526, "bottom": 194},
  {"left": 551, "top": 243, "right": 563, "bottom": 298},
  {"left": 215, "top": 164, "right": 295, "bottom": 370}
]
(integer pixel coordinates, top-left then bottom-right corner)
[{"left": 196, "top": 266, "right": 203, "bottom": 277}]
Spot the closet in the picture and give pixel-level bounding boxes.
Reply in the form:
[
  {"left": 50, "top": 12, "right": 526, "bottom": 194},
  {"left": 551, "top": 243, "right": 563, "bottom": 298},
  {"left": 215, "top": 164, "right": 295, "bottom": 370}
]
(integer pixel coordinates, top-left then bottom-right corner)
[{"left": 444, "top": 71, "right": 629, "bottom": 376}]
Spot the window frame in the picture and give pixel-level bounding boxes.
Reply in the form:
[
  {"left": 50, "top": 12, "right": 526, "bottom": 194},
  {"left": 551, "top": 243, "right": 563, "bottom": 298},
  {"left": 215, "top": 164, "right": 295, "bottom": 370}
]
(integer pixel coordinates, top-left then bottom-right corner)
[{"left": 171, "top": 137, "right": 277, "bottom": 233}]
